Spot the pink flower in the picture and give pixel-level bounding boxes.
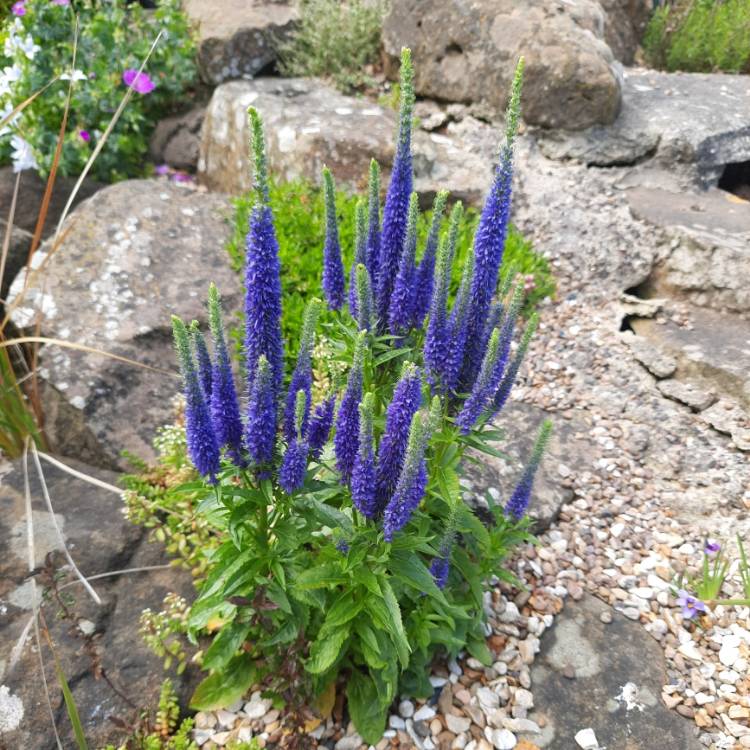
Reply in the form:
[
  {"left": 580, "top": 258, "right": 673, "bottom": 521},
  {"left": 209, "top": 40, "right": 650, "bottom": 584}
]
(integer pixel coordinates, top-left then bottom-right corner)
[
  {"left": 171, "top": 171, "right": 195, "bottom": 183},
  {"left": 12, "top": 1, "right": 26, "bottom": 16},
  {"left": 122, "top": 69, "right": 156, "bottom": 95},
  {"left": 79, "top": 130, "right": 90, "bottom": 142},
  {"left": 52, "top": 0, "right": 70, "bottom": 5},
  {"left": 154, "top": 164, "right": 170, "bottom": 175}
]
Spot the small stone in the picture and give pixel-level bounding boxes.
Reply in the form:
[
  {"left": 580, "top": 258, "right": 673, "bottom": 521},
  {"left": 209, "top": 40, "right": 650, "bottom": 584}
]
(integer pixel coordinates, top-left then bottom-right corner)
[
  {"left": 415, "top": 705, "right": 437, "bottom": 722},
  {"left": 486, "top": 728, "right": 517, "bottom": 749},
  {"left": 431, "top": 718, "right": 444, "bottom": 736},
  {"left": 244, "top": 699, "right": 271, "bottom": 720},
  {"left": 216, "top": 709, "right": 237, "bottom": 727},
  {"left": 574, "top": 728, "right": 599, "bottom": 749},
  {"left": 513, "top": 689, "right": 533, "bottom": 710},
  {"left": 477, "top": 687, "right": 500, "bottom": 710},
  {"left": 400, "top": 699, "right": 416, "bottom": 718},
  {"left": 335, "top": 734, "right": 363, "bottom": 750},
  {"left": 390, "top": 715, "right": 406, "bottom": 730},
  {"left": 446, "top": 715, "right": 472, "bottom": 734},
  {"left": 678, "top": 641, "right": 702, "bottom": 662},
  {"left": 195, "top": 712, "right": 217, "bottom": 730},
  {"left": 599, "top": 611, "right": 613, "bottom": 624},
  {"left": 719, "top": 643, "right": 740, "bottom": 667}
]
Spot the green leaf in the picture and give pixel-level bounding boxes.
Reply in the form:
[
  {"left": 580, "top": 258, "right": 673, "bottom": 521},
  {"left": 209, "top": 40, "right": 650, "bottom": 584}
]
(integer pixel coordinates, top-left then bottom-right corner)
[
  {"left": 294, "top": 562, "right": 345, "bottom": 591},
  {"left": 389, "top": 549, "right": 447, "bottom": 604},
  {"left": 307, "top": 626, "right": 350, "bottom": 674},
  {"left": 322, "top": 592, "right": 363, "bottom": 631},
  {"left": 380, "top": 579, "right": 411, "bottom": 668},
  {"left": 50, "top": 643, "right": 88, "bottom": 750},
  {"left": 261, "top": 619, "right": 299, "bottom": 647},
  {"left": 202, "top": 622, "right": 251, "bottom": 671},
  {"left": 347, "top": 671, "right": 388, "bottom": 744},
  {"left": 191, "top": 654, "right": 259, "bottom": 711},
  {"left": 373, "top": 348, "right": 411, "bottom": 367},
  {"left": 467, "top": 638, "right": 493, "bottom": 666},
  {"left": 297, "top": 497, "right": 354, "bottom": 535}
]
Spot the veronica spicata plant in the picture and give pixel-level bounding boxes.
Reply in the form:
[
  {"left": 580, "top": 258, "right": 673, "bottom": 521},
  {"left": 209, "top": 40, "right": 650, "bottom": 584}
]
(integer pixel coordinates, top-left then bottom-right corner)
[{"left": 170, "top": 49, "right": 550, "bottom": 742}]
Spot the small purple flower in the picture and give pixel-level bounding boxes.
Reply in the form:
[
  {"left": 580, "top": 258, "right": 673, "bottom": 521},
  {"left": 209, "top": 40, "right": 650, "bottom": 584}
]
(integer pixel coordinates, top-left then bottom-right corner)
[
  {"left": 123, "top": 68, "right": 156, "bottom": 95},
  {"left": 412, "top": 191, "right": 448, "bottom": 328},
  {"left": 171, "top": 171, "right": 194, "bottom": 183},
  {"left": 155, "top": 163, "right": 170, "bottom": 176},
  {"left": 388, "top": 192, "right": 419, "bottom": 335},
  {"left": 351, "top": 393, "right": 377, "bottom": 518},
  {"left": 505, "top": 420, "right": 552, "bottom": 520},
  {"left": 705, "top": 540, "right": 721, "bottom": 555},
  {"left": 307, "top": 395, "right": 335, "bottom": 460},
  {"left": 11, "top": 1, "right": 26, "bottom": 16},
  {"left": 191, "top": 324, "right": 213, "bottom": 401},
  {"left": 336, "top": 539, "right": 350, "bottom": 555},
  {"left": 322, "top": 167, "right": 345, "bottom": 311},
  {"left": 245, "top": 356, "right": 276, "bottom": 467},
  {"left": 334, "top": 335, "right": 365, "bottom": 482},
  {"left": 78, "top": 130, "right": 90, "bottom": 143},
  {"left": 429, "top": 555, "right": 450, "bottom": 589},
  {"left": 676, "top": 589, "right": 707, "bottom": 620},
  {"left": 279, "top": 438, "right": 308, "bottom": 494}
]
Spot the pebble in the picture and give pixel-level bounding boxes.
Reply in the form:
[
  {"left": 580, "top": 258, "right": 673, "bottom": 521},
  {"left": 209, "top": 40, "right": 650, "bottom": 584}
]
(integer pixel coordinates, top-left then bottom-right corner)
[
  {"left": 400, "top": 700, "right": 415, "bottom": 718},
  {"left": 445, "top": 715, "right": 472, "bottom": 734},
  {"left": 415, "top": 705, "right": 438, "bottom": 722},
  {"left": 574, "top": 728, "right": 599, "bottom": 749},
  {"left": 485, "top": 728, "right": 517, "bottom": 749},
  {"left": 599, "top": 610, "right": 613, "bottom": 624},
  {"left": 335, "top": 735, "right": 363, "bottom": 750},
  {"left": 243, "top": 699, "right": 271, "bottom": 720}
]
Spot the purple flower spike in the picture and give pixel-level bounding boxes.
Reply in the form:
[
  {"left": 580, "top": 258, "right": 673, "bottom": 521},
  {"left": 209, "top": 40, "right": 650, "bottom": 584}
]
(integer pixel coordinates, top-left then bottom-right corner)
[
  {"left": 374, "top": 363, "right": 422, "bottom": 512},
  {"left": 383, "top": 410, "right": 428, "bottom": 541},
  {"left": 412, "top": 191, "right": 448, "bottom": 328},
  {"left": 279, "top": 438, "right": 308, "bottom": 494},
  {"left": 207, "top": 285, "right": 245, "bottom": 466},
  {"left": 365, "top": 159, "right": 381, "bottom": 282},
  {"left": 351, "top": 393, "right": 377, "bottom": 518},
  {"left": 245, "top": 109, "right": 284, "bottom": 395},
  {"left": 190, "top": 323, "right": 213, "bottom": 402},
  {"left": 676, "top": 589, "right": 707, "bottom": 620},
  {"left": 388, "top": 192, "right": 419, "bottom": 335},
  {"left": 172, "top": 317, "right": 220, "bottom": 483},
  {"left": 494, "top": 313, "right": 538, "bottom": 415},
  {"left": 705, "top": 540, "right": 721, "bottom": 555},
  {"left": 308, "top": 395, "right": 336, "bottom": 460},
  {"left": 122, "top": 68, "right": 156, "bottom": 95},
  {"left": 460, "top": 61, "right": 523, "bottom": 391},
  {"left": 429, "top": 555, "right": 450, "bottom": 589},
  {"left": 245, "top": 356, "right": 276, "bottom": 467},
  {"left": 376, "top": 49, "right": 414, "bottom": 327},
  {"left": 322, "top": 167, "right": 345, "bottom": 311},
  {"left": 505, "top": 419, "right": 552, "bottom": 520},
  {"left": 334, "top": 334, "right": 365, "bottom": 482},
  {"left": 349, "top": 201, "right": 368, "bottom": 315}
]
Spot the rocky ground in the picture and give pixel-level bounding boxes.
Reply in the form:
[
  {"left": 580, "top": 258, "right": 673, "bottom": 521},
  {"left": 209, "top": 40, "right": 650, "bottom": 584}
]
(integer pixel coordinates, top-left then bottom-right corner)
[{"left": 2, "top": 0, "right": 750, "bottom": 747}]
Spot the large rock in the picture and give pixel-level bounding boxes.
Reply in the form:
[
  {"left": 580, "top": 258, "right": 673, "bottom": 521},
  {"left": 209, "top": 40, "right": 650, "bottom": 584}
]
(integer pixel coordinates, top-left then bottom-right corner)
[
  {"left": 538, "top": 69, "right": 750, "bottom": 185},
  {"left": 149, "top": 105, "right": 206, "bottom": 171},
  {"left": 627, "top": 186, "right": 750, "bottom": 313},
  {"left": 527, "top": 595, "right": 702, "bottom": 749},
  {"left": 0, "top": 456, "right": 196, "bottom": 750},
  {"left": 599, "top": 0, "right": 651, "bottom": 64},
  {"left": 199, "top": 77, "right": 496, "bottom": 206},
  {"left": 463, "top": 401, "right": 593, "bottom": 532},
  {"left": 183, "top": 0, "right": 298, "bottom": 84},
  {"left": 0, "top": 165, "right": 102, "bottom": 238},
  {"left": 382, "top": 0, "right": 622, "bottom": 131},
  {"left": 8, "top": 179, "right": 239, "bottom": 469}
]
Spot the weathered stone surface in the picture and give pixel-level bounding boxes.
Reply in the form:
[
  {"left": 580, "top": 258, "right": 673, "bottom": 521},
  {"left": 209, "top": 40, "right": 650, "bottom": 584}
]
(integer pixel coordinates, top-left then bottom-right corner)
[
  {"left": 538, "top": 69, "right": 750, "bottom": 184},
  {"left": 8, "top": 180, "right": 239, "bottom": 469},
  {"left": 631, "top": 308, "right": 750, "bottom": 410},
  {"left": 599, "top": 0, "right": 651, "bottom": 65},
  {"left": 149, "top": 105, "right": 206, "bottom": 171},
  {"left": 527, "top": 595, "right": 702, "bottom": 749},
  {"left": 621, "top": 332, "right": 677, "bottom": 379},
  {"left": 0, "top": 166, "right": 103, "bottom": 238},
  {"left": 627, "top": 186, "right": 750, "bottom": 313},
  {"left": 382, "top": 0, "right": 622, "bottom": 131},
  {"left": 702, "top": 399, "right": 750, "bottom": 452},
  {"left": 183, "top": 0, "right": 297, "bottom": 84},
  {"left": 199, "top": 78, "right": 495, "bottom": 206},
  {"left": 0, "top": 457, "right": 196, "bottom": 750},
  {"left": 464, "top": 401, "right": 592, "bottom": 532},
  {"left": 0, "top": 218, "right": 31, "bottom": 304},
  {"left": 657, "top": 379, "right": 716, "bottom": 412}
]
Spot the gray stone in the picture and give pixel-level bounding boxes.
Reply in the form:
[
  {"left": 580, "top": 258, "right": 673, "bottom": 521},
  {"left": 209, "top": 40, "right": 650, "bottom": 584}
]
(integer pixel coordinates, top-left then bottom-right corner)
[
  {"left": 657, "top": 379, "right": 716, "bottom": 412},
  {"left": 527, "top": 594, "right": 701, "bottom": 750},
  {"left": 622, "top": 332, "right": 677, "bottom": 379},
  {"left": 0, "top": 457, "right": 196, "bottom": 750},
  {"left": 465, "top": 401, "right": 592, "bottom": 532},
  {"left": 631, "top": 308, "right": 750, "bottom": 410},
  {"left": 627, "top": 186, "right": 750, "bottom": 313},
  {"left": 538, "top": 68, "right": 750, "bottom": 185},
  {"left": 183, "top": 0, "right": 297, "bottom": 85},
  {"left": 702, "top": 399, "right": 750, "bottom": 452},
  {"left": 199, "top": 77, "right": 495, "bottom": 206},
  {"left": 0, "top": 165, "right": 102, "bottom": 238},
  {"left": 599, "top": 0, "right": 652, "bottom": 65},
  {"left": 0, "top": 218, "right": 31, "bottom": 305},
  {"left": 149, "top": 105, "right": 206, "bottom": 171},
  {"left": 8, "top": 180, "right": 239, "bottom": 469},
  {"left": 382, "top": 0, "right": 622, "bottom": 131}
]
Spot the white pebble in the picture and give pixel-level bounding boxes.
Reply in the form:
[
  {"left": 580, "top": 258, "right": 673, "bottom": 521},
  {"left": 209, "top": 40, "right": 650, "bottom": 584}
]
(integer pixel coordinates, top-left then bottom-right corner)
[
  {"left": 575, "top": 728, "right": 599, "bottom": 749},
  {"left": 399, "top": 699, "right": 415, "bottom": 718},
  {"left": 414, "top": 705, "right": 437, "bottom": 722}
]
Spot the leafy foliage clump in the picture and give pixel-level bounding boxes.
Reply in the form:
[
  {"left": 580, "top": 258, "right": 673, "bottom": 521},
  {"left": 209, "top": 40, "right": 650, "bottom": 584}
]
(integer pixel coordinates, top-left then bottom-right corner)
[
  {"left": 0, "top": 0, "right": 197, "bottom": 180},
  {"left": 226, "top": 178, "right": 555, "bottom": 370},
  {"left": 278, "top": 0, "right": 387, "bottom": 92},
  {"left": 644, "top": 0, "right": 750, "bottom": 72}
]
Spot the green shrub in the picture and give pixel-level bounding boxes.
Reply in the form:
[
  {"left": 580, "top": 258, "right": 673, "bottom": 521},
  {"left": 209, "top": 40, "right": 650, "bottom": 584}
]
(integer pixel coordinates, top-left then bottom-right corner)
[
  {"left": 278, "top": 0, "right": 386, "bottom": 92},
  {"left": 0, "top": 0, "right": 197, "bottom": 181},
  {"left": 226, "top": 178, "right": 555, "bottom": 370},
  {"left": 644, "top": 0, "right": 750, "bottom": 72}
]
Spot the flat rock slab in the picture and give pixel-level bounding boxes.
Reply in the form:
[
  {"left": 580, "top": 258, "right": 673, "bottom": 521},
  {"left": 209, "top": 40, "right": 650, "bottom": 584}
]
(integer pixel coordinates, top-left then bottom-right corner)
[
  {"left": 632, "top": 308, "right": 750, "bottom": 410},
  {"left": 8, "top": 180, "right": 239, "bottom": 469},
  {"left": 527, "top": 594, "right": 702, "bottom": 750},
  {"left": 0, "top": 456, "right": 196, "bottom": 749},
  {"left": 183, "top": 0, "right": 297, "bottom": 84},
  {"left": 199, "top": 78, "right": 495, "bottom": 207},
  {"left": 463, "top": 401, "right": 592, "bottom": 532},
  {"left": 538, "top": 68, "right": 750, "bottom": 186}
]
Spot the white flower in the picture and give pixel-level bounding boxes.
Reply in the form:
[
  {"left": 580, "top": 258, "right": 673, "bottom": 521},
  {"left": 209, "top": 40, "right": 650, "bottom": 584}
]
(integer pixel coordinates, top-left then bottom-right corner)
[
  {"left": 10, "top": 134, "right": 38, "bottom": 172},
  {"left": 0, "top": 102, "right": 20, "bottom": 138},
  {"left": 60, "top": 68, "right": 87, "bottom": 82},
  {"left": 0, "top": 65, "right": 22, "bottom": 97},
  {"left": 16, "top": 34, "right": 40, "bottom": 61}
]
